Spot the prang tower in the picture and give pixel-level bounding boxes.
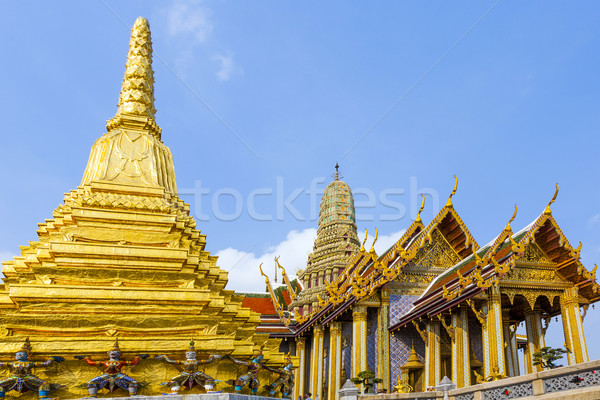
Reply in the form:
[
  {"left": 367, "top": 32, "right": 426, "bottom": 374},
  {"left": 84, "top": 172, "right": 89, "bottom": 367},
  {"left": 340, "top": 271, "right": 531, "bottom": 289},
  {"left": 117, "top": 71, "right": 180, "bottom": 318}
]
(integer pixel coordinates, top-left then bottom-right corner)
[{"left": 289, "top": 165, "right": 360, "bottom": 316}]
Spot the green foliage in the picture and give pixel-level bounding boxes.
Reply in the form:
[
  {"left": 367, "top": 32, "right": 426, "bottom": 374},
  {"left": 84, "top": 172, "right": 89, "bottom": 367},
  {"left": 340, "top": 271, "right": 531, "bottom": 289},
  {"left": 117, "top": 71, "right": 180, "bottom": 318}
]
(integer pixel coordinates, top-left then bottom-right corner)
[
  {"left": 532, "top": 346, "right": 567, "bottom": 369},
  {"left": 351, "top": 370, "right": 383, "bottom": 393}
]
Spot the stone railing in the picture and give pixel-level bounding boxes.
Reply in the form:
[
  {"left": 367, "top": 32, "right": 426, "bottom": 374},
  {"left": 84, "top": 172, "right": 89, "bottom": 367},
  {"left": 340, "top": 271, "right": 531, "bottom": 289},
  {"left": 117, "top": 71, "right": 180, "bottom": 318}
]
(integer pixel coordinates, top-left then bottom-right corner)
[{"left": 356, "top": 359, "right": 600, "bottom": 400}]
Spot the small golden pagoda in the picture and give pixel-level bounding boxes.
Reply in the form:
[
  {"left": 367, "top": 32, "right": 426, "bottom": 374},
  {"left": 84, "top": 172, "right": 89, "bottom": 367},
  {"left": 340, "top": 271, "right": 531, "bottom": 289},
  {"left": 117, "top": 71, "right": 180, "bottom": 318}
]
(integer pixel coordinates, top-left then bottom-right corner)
[{"left": 0, "top": 17, "right": 288, "bottom": 398}]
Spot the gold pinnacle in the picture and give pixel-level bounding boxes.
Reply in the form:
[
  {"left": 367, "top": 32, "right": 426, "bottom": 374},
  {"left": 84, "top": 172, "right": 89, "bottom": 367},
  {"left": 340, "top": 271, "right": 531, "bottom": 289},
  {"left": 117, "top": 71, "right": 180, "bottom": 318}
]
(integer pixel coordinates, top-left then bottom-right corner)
[{"left": 107, "top": 17, "right": 161, "bottom": 138}]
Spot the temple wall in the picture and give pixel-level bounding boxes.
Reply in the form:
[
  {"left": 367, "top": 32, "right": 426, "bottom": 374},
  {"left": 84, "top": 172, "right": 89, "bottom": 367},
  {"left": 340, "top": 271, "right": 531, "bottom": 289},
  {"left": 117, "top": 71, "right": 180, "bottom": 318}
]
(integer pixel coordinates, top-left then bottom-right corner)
[
  {"left": 360, "top": 359, "right": 600, "bottom": 400},
  {"left": 366, "top": 308, "right": 378, "bottom": 374},
  {"left": 388, "top": 295, "right": 420, "bottom": 387},
  {"left": 342, "top": 322, "right": 352, "bottom": 380},
  {"left": 468, "top": 318, "right": 483, "bottom": 363}
]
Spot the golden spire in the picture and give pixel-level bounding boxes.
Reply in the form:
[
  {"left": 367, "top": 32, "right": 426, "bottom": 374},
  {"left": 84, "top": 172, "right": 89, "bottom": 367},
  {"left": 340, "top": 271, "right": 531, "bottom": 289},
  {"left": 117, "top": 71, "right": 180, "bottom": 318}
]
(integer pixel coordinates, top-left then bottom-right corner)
[
  {"left": 331, "top": 163, "right": 342, "bottom": 181},
  {"left": 107, "top": 17, "right": 161, "bottom": 138}
]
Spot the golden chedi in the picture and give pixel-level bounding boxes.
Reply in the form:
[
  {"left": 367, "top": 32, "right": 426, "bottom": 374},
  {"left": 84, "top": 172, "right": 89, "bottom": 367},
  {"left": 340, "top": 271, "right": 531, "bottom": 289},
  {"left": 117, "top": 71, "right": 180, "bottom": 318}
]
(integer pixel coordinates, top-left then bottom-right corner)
[{"left": 0, "top": 17, "right": 288, "bottom": 398}]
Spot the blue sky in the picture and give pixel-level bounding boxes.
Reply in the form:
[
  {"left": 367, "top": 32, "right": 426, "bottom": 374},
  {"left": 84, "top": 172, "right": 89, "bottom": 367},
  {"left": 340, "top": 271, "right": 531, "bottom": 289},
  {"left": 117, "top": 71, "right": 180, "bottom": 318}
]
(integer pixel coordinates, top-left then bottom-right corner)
[{"left": 0, "top": 1, "right": 599, "bottom": 362}]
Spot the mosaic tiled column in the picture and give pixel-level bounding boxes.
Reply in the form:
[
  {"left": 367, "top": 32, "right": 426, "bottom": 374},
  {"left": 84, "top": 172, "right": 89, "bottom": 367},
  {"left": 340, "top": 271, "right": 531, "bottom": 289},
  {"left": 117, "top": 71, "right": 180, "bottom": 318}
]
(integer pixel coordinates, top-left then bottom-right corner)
[
  {"left": 482, "top": 286, "right": 505, "bottom": 377},
  {"left": 377, "top": 292, "right": 390, "bottom": 391},
  {"left": 352, "top": 306, "right": 368, "bottom": 381},
  {"left": 503, "top": 309, "right": 519, "bottom": 377},
  {"left": 311, "top": 325, "right": 325, "bottom": 399},
  {"left": 524, "top": 307, "right": 546, "bottom": 372},
  {"left": 424, "top": 320, "right": 441, "bottom": 388},
  {"left": 328, "top": 322, "right": 342, "bottom": 400},
  {"left": 294, "top": 337, "right": 306, "bottom": 400},
  {"left": 451, "top": 307, "right": 470, "bottom": 388},
  {"left": 561, "top": 287, "right": 589, "bottom": 365}
]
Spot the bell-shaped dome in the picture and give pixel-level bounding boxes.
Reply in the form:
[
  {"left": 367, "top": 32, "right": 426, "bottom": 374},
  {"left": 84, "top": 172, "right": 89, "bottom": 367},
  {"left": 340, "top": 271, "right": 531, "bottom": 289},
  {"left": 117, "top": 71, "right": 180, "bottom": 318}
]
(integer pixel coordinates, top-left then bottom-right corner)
[{"left": 318, "top": 179, "right": 356, "bottom": 231}]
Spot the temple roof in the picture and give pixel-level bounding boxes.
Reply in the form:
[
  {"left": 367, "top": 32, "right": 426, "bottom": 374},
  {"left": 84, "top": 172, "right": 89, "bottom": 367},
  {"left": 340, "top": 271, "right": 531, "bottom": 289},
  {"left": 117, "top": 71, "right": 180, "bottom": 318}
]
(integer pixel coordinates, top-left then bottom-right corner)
[
  {"left": 275, "top": 180, "right": 600, "bottom": 337},
  {"left": 389, "top": 188, "right": 600, "bottom": 331}
]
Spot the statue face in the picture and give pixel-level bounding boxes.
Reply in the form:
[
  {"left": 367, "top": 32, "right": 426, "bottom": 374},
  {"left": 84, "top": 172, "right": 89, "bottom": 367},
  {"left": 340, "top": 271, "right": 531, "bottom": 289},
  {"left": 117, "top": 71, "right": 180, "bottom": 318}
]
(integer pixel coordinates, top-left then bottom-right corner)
[
  {"left": 185, "top": 351, "right": 197, "bottom": 360},
  {"left": 15, "top": 352, "right": 28, "bottom": 361},
  {"left": 108, "top": 350, "right": 121, "bottom": 360}
]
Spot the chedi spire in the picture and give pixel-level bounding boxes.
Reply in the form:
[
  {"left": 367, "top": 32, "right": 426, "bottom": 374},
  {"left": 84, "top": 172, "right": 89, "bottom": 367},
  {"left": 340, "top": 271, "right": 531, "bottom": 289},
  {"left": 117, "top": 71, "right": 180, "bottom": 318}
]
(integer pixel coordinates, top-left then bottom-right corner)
[
  {"left": 106, "top": 17, "right": 161, "bottom": 139},
  {"left": 81, "top": 17, "right": 175, "bottom": 194}
]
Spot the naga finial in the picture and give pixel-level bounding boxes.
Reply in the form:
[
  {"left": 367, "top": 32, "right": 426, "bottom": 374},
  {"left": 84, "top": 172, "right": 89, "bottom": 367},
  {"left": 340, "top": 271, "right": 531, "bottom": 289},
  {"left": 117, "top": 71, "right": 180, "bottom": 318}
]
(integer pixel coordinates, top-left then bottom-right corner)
[
  {"left": 505, "top": 204, "right": 518, "bottom": 233},
  {"left": 544, "top": 183, "right": 559, "bottom": 215},
  {"left": 370, "top": 228, "right": 378, "bottom": 253},
  {"left": 361, "top": 228, "right": 368, "bottom": 252},
  {"left": 415, "top": 194, "right": 425, "bottom": 223},
  {"left": 445, "top": 175, "right": 459, "bottom": 207},
  {"left": 259, "top": 263, "right": 269, "bottom": 284}
]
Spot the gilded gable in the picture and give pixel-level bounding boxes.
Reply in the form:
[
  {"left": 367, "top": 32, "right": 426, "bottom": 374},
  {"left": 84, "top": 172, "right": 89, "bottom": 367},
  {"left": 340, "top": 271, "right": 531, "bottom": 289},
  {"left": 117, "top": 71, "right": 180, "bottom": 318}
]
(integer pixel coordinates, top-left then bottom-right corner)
[
  {"left": 408, "top": 230, "right": 462, "bottom": 269},
  {"left": 518, "top": 242, "right": 550, "bottom": 263}
]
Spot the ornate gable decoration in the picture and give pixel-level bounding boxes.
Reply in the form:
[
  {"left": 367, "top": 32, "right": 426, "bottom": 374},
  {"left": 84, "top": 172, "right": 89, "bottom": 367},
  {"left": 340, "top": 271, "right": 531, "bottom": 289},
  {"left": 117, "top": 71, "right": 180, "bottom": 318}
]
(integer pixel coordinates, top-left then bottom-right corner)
[
  {"left": 518, "top": 242, "right": 551, "bottom": 264},
  {"left": 408, "top": 229, "right": 462, "bottom": 269}
]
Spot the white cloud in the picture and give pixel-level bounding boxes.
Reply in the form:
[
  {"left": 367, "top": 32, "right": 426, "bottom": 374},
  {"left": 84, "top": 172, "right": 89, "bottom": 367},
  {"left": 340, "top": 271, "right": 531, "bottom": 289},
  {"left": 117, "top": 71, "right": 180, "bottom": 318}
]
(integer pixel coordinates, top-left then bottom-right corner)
[
  {"left": 215, "top": 228, "right": 406, "bottom": 293},
  {"left": 165, "top": 0, "right": 213, "bottom": 44},
  {"left": 216, "top": 228, "right": 316, "bottom": 293},
  {"left": 588, "top": 213, "right": 600, "bottom": 226},
  {"left": 212, "top": 53, "right": 240, "bottom": 82}
]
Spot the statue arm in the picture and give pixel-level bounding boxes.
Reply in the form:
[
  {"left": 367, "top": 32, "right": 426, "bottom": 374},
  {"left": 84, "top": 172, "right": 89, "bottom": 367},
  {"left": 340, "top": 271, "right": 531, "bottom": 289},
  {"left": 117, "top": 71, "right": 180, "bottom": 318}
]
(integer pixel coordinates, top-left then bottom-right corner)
[
  {"left": 155, "top": 355, "right": 179, "bottom": 364},
  {"left": 127, "top": 356, "right": 141, "bottom": 366},
  {"left": 33, "top": 359, "right": 54, "bottom": 367},
  {"left": 200, "top": 354, "right": 223, "bottom": 364},
  {"left": 84, "top": 357, "right": 99, "bottom": 366},
  {"left": 225, "top": 356, "right": 248, "bottom": 367},
  {"left": 262, "top": 364, "right": 282, "bottom": 374}
]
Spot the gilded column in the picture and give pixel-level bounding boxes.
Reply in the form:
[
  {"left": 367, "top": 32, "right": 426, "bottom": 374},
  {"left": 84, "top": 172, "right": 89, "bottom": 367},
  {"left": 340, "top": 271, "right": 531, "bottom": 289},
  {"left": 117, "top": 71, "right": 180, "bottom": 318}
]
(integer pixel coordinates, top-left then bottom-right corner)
[
  {"left": 328, "top": 322, "right": 342, "bottom": 400},
  {"left": 482, "top": 287, "right": 506, "bottom": 377},
  {"left": 294, "top": 337, "right": 306, "bottom": 400},
  {"left": 377, "top": 291, "right": 390, "bottom": 391},
  {"left": 524, "top": 307, "right": 546, "bottom": 372},
  {"left": 503, "top": 309, "right": 519, "bottom": 377},
  {"left": 311, "top": 325, "right": 325, "bottom": 399},
  {"left": 451, "top": 307, "right": 470, "bottom": 388},
  {"left": 352, "top": 306, "right": 368, "bottom": 380},
  {"left": 523, "top": 343, "right": 532, "bottom": 375},
  {"left": 424, "top": 320, "right": 441, "bottom": 388},
  {"left": 561, "top": 287, "right": 589, "bottom": 365}
]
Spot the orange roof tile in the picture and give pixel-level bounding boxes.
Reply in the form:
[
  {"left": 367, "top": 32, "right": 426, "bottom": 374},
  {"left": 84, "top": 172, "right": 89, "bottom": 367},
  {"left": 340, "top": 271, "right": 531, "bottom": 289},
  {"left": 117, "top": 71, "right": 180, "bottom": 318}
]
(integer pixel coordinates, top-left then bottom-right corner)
[{"left": 242, "top": 296, "right": 276, "bottom": 315}]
